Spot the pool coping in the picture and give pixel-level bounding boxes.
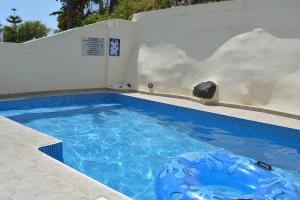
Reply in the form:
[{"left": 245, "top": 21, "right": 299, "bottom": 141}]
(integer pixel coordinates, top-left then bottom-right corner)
[{"left": 0, "top": 89, "right": 299, "bottom": 200}]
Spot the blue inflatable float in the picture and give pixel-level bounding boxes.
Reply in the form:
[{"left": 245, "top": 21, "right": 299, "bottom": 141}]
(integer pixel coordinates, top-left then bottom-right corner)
[{"left": 155, "top": 152, "right": 300, "bottom": 200}]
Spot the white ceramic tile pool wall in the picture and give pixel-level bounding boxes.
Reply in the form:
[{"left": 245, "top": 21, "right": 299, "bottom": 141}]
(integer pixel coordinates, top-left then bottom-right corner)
[
  {"left": 128, "top": 0, "right": 300, "bottom": 116},
  {"left": 0, "top": 19, "right": 136, "bottom": 95}
]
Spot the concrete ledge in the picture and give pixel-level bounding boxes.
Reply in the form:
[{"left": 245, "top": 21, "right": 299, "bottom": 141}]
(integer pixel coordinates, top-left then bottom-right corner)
[{"left": 0, "top": 116, "right": 131, "bottom": 200}]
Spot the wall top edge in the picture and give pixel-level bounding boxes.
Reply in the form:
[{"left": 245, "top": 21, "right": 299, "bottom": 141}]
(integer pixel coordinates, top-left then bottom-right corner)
[{"left": 132, "top": 0, "right": 300, "bottom": 22}]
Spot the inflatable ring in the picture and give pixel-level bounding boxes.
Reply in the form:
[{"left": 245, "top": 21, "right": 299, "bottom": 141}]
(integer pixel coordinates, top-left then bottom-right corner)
[{"left": 155, "top": 152, "right": 300, "bottom": 200}]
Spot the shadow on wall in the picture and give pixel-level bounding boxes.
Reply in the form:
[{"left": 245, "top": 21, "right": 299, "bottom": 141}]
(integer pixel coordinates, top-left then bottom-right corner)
[
  {"left": 137, "top": 42, "right": 208, "bottom": 96},
  {"left": 136, "top": 29, "right": 300, "bottom": 115},
  {"left": 125, "top": 46, "right": 140, "bottom": 90},
  {"left": 239, "top": 82, "right": 274, "bottom": 105}
]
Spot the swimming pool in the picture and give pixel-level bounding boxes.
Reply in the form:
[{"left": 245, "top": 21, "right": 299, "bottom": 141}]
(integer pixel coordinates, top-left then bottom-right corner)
[{"left": 0, "top": 92, "right": 299, "bottom": 199}]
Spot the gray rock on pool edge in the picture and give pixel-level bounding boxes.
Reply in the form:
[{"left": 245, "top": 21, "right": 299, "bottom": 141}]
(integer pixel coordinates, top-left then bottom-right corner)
[{"left": 193, "top": 81, "right": 217, "bottom": 99}]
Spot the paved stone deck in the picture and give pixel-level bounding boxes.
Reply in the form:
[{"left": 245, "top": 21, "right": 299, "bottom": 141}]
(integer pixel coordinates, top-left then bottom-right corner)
[{"left": 0, "top": 92, "right": 299, "bottom": 200}]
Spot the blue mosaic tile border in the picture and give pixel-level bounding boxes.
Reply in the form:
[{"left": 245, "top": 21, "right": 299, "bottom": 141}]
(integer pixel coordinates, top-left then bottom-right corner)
[
  {"left": 38, "top": 142, "right": 64, "bottom": 162},
  {"left": 110, "top": 93, "right": 300, "bottom": 149},
  {"left": 0, "top": 93, "right": 114, "bottom": 111}
]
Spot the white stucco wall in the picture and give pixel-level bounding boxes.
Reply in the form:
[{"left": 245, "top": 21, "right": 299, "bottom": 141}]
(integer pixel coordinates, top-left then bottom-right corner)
[
  {"left": 128, "top": 0, "right": 300, "bottom": 115},
  {"left": 107, "top": 20, "right": 138, "bottom": 87},
  {"left": 0, "top": 19, "right": 136, "bottom": 95},
  {"left": 0, "top": 0, "right": 300, "bottom": 116}
]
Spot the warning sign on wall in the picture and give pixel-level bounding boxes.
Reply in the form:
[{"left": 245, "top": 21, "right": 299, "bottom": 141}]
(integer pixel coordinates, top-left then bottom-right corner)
[{"left": 82, "top": 38, "right": 104, "bottom": 56}]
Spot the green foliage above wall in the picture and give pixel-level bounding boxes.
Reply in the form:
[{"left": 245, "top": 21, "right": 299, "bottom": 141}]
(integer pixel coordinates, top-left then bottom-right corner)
[
  {"left": 3, "top": 26, "right": 17, "bottom": 43},
  {"left": 4, "top": 21, "right": 50, "bottom": 43},
  {"left": 3, "top": 8, "right": 50, "bottom": 43},
  {"left": 18, "top": 21, "right": 50, "bottom": 43},
  {"left": 53, "top": 0, "right": 228, "bottom": 31},
  {"left": 112, "top": 0, "right": 171, "bottom": 20}
]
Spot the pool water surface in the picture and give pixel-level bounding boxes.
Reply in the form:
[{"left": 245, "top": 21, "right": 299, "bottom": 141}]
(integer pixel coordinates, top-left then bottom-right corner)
[{"left": 0, "top": 93, "right": 299, "bottom": 199}]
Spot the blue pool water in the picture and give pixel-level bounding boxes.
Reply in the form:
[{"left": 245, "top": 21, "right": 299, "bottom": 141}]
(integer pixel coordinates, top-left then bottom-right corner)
[{"left": 0, "top": 93, "right": 299, "bottom": 199}]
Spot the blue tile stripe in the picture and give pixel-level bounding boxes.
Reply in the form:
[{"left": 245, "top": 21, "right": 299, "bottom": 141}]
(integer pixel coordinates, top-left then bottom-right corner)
[
  {"left": 0, "top": 93, "right": 114, "bottom": 111},
  {"left": 110, "top": 93, "right": 300, "bottom": 149}
]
